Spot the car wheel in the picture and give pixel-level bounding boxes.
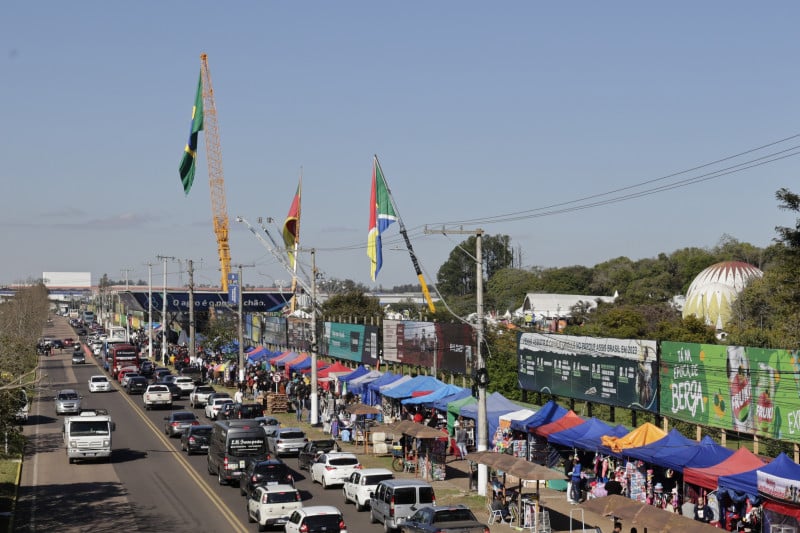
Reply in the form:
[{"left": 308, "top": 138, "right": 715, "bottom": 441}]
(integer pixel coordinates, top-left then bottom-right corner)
[
  {"left": 247, "top": 509, "right": 255, "bottom": 523},
  {"left": 218, "top": 471, "right": 226, "bottom": 485},
  {"left": 240, "top": 484, "right": 246, "bottom": 497},
  {"left": 370, "top": 510, "right": 378, "bottom": 524},
  {"left": 356, "top": 498, "right": 365, "bottom": 512},
  {"left": 68, "top": 457, "right": 74, "bottom": 465},
  {"left": 343, "top": 488, "right": 349, "bottom": 504},
  {"left": 207, "top": 460, "right": 214, "bottom": 475},
  {"left": 384, "top": 521, "right": 393, "bottom": 533},
  {"left": 322, "top": 476, "right": 328, "bottom": 489}
]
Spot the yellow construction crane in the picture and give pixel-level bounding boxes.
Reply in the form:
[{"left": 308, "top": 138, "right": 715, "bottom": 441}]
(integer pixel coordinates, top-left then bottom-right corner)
[{"left": 199, "top": 53, "right": 232, "bottom": 291}]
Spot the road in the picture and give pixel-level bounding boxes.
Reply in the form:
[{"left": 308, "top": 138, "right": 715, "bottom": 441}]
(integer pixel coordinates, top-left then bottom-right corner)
[{"left": 13, "top": 316, "right": 386, "bottom": 533}]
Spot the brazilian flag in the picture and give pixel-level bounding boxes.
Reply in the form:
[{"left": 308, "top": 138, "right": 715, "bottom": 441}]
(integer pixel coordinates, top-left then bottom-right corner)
[{"left": 178, "top": 72, "right": 204, "bottom": 195}]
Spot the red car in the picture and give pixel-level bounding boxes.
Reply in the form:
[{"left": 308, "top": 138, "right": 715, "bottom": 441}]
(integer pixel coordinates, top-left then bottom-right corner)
[{"left": 63, "top": 338, "right": 75, "bottom": 347}]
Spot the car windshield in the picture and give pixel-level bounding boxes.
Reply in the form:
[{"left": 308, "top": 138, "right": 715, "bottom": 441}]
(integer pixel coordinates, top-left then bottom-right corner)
[
  {"left": 190, "top": 428, "right": 212, "bottom": 437},
  {"left": 70, "top": 421, "right": 109, "bottom": 436},
  {"left": 329, "top": 457, "right": 358, "bottom": 466},
  {"left": 364, "top": 474, "right": 394, "bottom": 485},
  {"left": 303, "top": 515, "right": 341, "bottom": 531},
  {"left": 433, "top": 509, "right": 476, "bottom": 523},
  {"left": 58, "top": 392, "right": 78, "bottom": 400},
  {"left": 91, "top": 377, "right": 107, "bottom": 383},
  {"left": 266, "top": 491, "right": 297, "bottom": 504}
]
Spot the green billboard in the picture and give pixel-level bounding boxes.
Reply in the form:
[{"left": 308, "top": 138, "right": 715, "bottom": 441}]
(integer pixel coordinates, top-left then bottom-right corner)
[{"left": 660, "top": 341, "right": 800, "bottom": 442}]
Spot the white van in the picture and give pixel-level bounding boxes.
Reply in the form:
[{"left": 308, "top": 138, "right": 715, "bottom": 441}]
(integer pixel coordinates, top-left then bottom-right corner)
[{"left": 14, "top": 389, "right": 29, "bottom": 423}]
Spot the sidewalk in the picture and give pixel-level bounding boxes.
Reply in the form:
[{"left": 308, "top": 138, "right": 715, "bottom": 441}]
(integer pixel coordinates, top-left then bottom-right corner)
[{"left": 269, "top": 410, "right": 614, "bottom": 533}]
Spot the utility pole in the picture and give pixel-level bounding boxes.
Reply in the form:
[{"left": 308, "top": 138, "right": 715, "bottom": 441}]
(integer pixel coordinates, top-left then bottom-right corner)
[
  {"left": 424, "top": 226, "right": 487, "bottom": 495},
  {"left": 310, "top": 249, "right": 319, "bottom": 426},
  {"left": 157, "top": 255, "right": 175, "bottom": 363},
  {"left": 146, "top": 262, "right": 154, "bottom": 360},
  {"left": 188, "top": 259, "right": 196, "bottom": 362},
  {"left": 232, "top": 264, "right": 255, "bottom": 386},
  {"left": 121, "top": 268, "right": 132, "bottom": 342}
]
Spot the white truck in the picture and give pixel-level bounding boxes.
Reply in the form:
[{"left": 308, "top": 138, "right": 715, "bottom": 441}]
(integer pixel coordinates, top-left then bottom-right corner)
[
  {"left": 63, "top": 410, "right": 114, "bottom": 464},
  {"left": 143, "top": 384, "right": 173, "bottom": 410}
]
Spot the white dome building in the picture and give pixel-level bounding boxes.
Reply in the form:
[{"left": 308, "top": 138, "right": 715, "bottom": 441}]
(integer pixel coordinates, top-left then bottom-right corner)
[{"left": 682, "top": 261, "right": 763, "bottom": 330}]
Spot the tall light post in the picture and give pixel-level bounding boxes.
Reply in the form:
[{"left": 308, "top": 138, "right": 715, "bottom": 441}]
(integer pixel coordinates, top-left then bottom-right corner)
[
  {"left": 147, "top": 262, "right": 154, "bottom": 360},
  {"left": 310, "top": 249, "right": 319, "bottom": 426},
  {"left": 157, "top": 255, "right": 175, "bottom": 363}
]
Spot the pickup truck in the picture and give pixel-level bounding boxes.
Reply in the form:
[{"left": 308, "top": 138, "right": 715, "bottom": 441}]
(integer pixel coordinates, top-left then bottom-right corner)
[
  {"left": 189, "top": 385, "right": 216, "bottom": 408},
  {"left": 401, "top": 506, "right": 489, "bottom": 533},
  {"left": 143, "top": 385, "right": 173, "bottom": 410}
]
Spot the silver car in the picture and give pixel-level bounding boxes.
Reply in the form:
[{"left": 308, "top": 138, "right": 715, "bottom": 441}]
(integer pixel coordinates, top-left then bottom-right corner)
[
  {"left": 55, "top": 389, "right": 82, "bottom": 415},
  {"left": 268, "top": 428, "right": 308, "bottom": 456}
]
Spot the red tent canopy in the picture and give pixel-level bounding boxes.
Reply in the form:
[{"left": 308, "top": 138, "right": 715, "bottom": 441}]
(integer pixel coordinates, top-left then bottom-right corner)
[
  {"left": 411, "top": 390, "right": 434, "bottom": 398},
  {"left": 533, "top": 410, "right": 585, "bottom": 437},
  {"left": 300, "top": 361, "right": 330, "bottom": 374},
  {"left": 318, "top": 362, "right": 353, "bottom": 378},
  {"left": 683, "top": 448, "right": 766, "bottom": 490},
  {"left": 283, "top": 354, "right": 309, "bottom": 376}
]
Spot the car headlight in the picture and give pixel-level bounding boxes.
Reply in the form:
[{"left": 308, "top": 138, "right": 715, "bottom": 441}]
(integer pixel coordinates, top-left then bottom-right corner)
[
  {"left": 103, "top": 440, "right": 110, "bottom": 447},
  {"left": 69, "top": 440, "right": 77, "bottom": 448}
]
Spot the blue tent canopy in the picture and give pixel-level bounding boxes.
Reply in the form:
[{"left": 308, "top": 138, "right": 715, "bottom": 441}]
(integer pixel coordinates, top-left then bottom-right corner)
[
  {"left": 365, "top": 373, "right": 403, "bottom": 405},
  {"left": 573, "top": 423, "right": 629, "bottom": 454},
  {"left": 381, "top": 376, "right": 446, "bottom": 399},
  {"left": 349, "top": 371, "right": 383, "bottom": 396},
  {"left": 292, "top": 357, "right": 313, "bottom": 371},
  {"left": 338, "top": 366, "right": 369, "bottom": 383},
  {"left": 510, "top": 400, "right": 568, "bottom": 432},
  {"left": 548, "top": 418, "right": 616, "bottom": 448},
  {"left": 623, "top": 429, "right": 732, "bottom": 473},
  {"left": 460, "top": 392, "right": 522, "bottom": 444},
  {"left": 402, "top": 384, "right": 467, "bottom": 406},
  {"left": 718, "top": 453, "right": 794, "bottom": 505},
  {"left": 432, "top": 389, "right": 473, "bottom": 411}
]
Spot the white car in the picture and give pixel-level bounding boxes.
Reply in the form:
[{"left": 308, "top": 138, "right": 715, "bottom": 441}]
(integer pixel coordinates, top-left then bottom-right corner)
[
  {"left": 205, "top": 397, "right": 234, "bottom": 420},
  {"left": 342, "top": 468, "right": 394, "bottom": 511},
  {"left": 120, "top": 372, "right": 140, "bottom": 388},
  {"left": 88, "top": 375, "right": 112, "bottom": 393},
  {"left": 285, "top": 506, "right": 347, "bottom": 533},
  {"left": 172, "top": 376, "right": 195, "bottom": 396},
  {"left": 311, "top": 453, "right": 361, "bottom": 489},
  {"left": 247, "top": 484, "right": 302, "bottom": 530}
]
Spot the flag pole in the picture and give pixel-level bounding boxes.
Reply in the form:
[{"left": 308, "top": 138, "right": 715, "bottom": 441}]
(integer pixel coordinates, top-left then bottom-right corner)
[{"left": 374, "top": 155, "right": 436, "bottom": 313}]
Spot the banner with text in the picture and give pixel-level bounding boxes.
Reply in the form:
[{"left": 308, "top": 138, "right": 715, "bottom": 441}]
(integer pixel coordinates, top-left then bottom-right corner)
[
  {"left": 660, "top": 341, "right": 800, "bottom": 441},
  {"left": 517, "top": 333, "right": 658, "bottom": 412},
  {"left": 322, "top": 322, "right": 379, "bottom": 364},
  {"left": 287, "top": 317, "right": 312, "bottom": 352},
  {"left": 382, "top": 320, "right": 475, "bottom": 374}
]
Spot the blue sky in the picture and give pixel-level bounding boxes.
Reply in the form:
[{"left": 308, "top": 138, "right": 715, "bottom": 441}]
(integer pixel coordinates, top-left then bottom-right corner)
[{"left": 2, "top": 2, "right": 799, "bottom": 291}]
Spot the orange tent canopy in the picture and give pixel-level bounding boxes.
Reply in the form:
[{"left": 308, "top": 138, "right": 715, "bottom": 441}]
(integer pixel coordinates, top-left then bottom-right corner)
[
  {"left": 601, "top": 422, "right": 666, "bottom": 454},
  {"left": 533, "top": 410, "right": 584, "bottom": 437}
]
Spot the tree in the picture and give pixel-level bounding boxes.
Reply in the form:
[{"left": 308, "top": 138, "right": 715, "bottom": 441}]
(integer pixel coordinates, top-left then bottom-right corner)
[
  {"left": 485, "top": 267, "right": 540, "bottom": 314},
  {"left": 484, "top": 325, "right": 522, "bottom": 401},
  {"left": 320, "top": 290, "right": 382, "bottom": 322},
  {"left": 202, "top": 314, "right": 238, "bottom": 355},
  {"left": 436, "top": 234, "right": 512, "bottom": 298}
]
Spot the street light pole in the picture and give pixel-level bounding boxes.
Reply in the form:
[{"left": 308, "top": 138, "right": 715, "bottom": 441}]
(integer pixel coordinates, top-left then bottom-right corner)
[
  {"left": 147, "top": 262, "right": 154, "bottom": 360},
  {"left": 157, "top": 255, "right": 175, "bottom": 363}
]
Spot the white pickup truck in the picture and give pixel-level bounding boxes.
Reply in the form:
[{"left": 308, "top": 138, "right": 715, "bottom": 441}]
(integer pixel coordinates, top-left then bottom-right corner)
[
  {"left": 63, "top": 410, "right": 114, "bottom": 464},
  {"left": 189, "top": 385, "right": 216, "bottom": 408},
  {"left": 143, "top": 385, "right": 172, "bottom": 410}
]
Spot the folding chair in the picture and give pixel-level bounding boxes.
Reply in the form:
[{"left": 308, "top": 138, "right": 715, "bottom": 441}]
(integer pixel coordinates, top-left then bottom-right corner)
[{"left": 488, "top": 502, "right": 511, "bottom": 525}]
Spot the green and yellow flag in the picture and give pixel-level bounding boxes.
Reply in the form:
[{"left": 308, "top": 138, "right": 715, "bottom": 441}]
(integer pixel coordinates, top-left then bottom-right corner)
[{"left": 178, "top": 73, "right": 204, "bottom": 194}]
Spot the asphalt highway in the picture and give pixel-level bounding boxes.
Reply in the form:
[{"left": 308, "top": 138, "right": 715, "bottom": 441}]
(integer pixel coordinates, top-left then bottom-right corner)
[{"left": 13, "top": 316, "right": 385, "bottom": 533}]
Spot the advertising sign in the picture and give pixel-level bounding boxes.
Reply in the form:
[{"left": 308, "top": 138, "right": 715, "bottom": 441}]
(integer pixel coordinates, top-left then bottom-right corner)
[
  {"left": 262, "top": 317, "right": 287, "bottom": 347},
  {"left": 660, "top": 342, "right": 800, "bottom": 441},
  {"left": 517, "top": 333, "right": 658, "bottom": 412},
  {"left": 758, "top": 470, "right": 800, "bottom": 505},
  {"left": 382, "top": 320, "right": 475, "bottom": 374},
  {"left": 287, "top": 317, "right": 312, "bottom": 352},
  {"left": 131, "top": 291, "right": 292, "bottom": 313},
  {"left": 322, "top": 322, "right": 379, "bottom": 364}
]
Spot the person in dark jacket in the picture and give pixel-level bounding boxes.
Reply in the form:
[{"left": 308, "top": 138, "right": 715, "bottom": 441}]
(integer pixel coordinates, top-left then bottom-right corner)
[{"left": 694, "top": 496, "right": 712, "bottom": 523}]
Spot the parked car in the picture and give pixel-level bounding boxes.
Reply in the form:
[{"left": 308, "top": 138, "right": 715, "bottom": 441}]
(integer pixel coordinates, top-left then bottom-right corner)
[
  {"left": 268, "top": 428, "right": 308, "bottom": 457},
  {"left": 342, "top": 468, "right": 394, "bottom": 511},
  {"left": 285, "top": 506, "right": 347, "bottom": 533},
  {"left": 189, "top": 385, "right": 216, "bottom": 408},
  {"left": 164, "top": 411, "right": 200, "bottom": 437},
  {"left": 239, "top": 458, "right": 295, "bottom": 497},
  {"left": 299, "top": 439, "right": 340, "bottom": 471},
  {"left": 71, "top": 351, "right": 86, "bottom": 365},
  {"left": 172, "top": 376, "right": 196, "bottom": 397},
  {"left": 247, "top": 484, "right": 302, "bottom": 531},
  {"left": 54, "top": 389, "right": 82, "bottom": 415},
  {"left": 370, "top": 480, "right": 436, "bottom": 532},
  {"left": 310, "top": 452, "right": 361, "bottom": 489},
  {"left": 180, "top": 424, "right": 213, "bottom": 455},
  {"left": 88, "top": 375, "right": 112, "bottom": 393},
  {"left": 125, "top": 376, "right": 149, "bottom": 395},
  {"left": 400, "top": 505, "right": 489, "bottom": 533}
]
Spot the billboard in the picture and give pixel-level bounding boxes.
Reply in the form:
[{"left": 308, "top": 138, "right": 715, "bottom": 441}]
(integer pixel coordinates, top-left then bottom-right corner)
[
  {"left": 517, "top": 333, "right": 658, "bottom": 412},
  {"left": 322, "top": 322, "right": 380, "bottom": 364},
  {"left": 130, "top": 291, "right": 293, "bottom": 313},
  {"left": 382, "top": 320, "right": 474, "bottom": 374},
  {"left": 660, "top": 341, "right": 800, "bottom": 441},
  {"left": 287, "top": 317, "right": 312, "bottom": 351},
  {"left": 262, "top": 317, "right": 287, "bottom": 346}
]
